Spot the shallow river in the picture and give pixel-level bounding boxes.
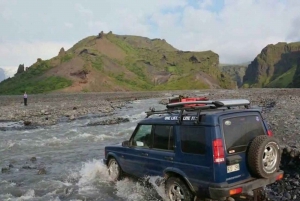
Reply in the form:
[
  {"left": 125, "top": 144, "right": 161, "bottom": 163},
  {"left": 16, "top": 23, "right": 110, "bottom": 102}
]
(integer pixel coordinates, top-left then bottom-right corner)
[{"left": 0, "top": 98, "right": 168, "bottom": 201}]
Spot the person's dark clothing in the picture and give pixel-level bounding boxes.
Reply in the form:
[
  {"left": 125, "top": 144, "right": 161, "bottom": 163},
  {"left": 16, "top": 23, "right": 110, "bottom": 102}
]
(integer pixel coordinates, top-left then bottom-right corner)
[{"left": 24, "top": 93, "right": 28, "bottom": 106}]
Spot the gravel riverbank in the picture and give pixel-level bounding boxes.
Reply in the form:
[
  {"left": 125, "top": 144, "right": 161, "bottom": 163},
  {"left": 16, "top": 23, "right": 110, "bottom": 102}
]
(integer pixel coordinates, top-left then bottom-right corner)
[
  {"left": 1, "top": 89, "right": 300, "bottom": 200},
  {"left": 0, "top": 91, "right": 168, "bottom": 128}
]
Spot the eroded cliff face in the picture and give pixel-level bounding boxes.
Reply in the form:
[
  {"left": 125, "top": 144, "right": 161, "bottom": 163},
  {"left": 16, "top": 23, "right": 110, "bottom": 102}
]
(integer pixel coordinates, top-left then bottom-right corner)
[
  {"left": 243, "top": 42, "right": 300, "bottom": 88},
  {"left": 219, "top": 65, "right": 247, "bottom": 88},
  {"left": 290, "top": 58, "right": 300, "bottom": 87}
]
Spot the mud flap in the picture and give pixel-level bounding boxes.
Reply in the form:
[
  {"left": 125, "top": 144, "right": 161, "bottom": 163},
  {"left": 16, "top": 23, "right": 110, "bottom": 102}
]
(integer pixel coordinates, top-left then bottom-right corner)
[{"left": 253, "top": 187, "right": 266, "bottom": 201}]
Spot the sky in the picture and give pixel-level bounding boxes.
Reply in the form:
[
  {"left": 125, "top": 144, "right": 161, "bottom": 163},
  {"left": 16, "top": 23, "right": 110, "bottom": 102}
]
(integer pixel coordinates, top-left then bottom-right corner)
[{"left": 1, "top": 0, "right": 300, "bottom": 77}]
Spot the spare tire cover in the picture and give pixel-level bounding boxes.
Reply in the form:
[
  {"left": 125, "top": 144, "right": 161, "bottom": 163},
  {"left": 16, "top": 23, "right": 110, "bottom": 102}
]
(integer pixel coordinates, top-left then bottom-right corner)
[{"left": 247, "top": 135, "right": 281, "bottom": 178}]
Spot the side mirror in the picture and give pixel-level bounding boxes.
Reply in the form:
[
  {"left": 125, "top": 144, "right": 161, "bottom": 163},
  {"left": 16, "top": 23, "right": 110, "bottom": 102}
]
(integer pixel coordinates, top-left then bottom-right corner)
[{"left": 122, "top": 140, "right": 130, "bottom": 147}]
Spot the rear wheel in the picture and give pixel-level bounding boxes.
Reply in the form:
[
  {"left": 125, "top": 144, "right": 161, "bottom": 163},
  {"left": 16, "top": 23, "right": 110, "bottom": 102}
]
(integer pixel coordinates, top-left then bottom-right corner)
[
  {"left": 248, "top": 135, "right": 281, "bottom": 178},
  {"left": 107, "top": 158, "right": 122, "bottom": 181},
  {"left": 165, "top": 177, "right": 194, "bottom": 201}
]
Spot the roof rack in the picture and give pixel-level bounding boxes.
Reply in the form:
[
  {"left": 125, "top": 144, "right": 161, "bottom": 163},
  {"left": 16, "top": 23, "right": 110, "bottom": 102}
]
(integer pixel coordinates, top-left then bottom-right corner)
[
  {"left": 145, "top": 99, "right": 251, "bottom": 119},
  {"left": 166, "top": 99, "right": 250, "bottom": 109}
]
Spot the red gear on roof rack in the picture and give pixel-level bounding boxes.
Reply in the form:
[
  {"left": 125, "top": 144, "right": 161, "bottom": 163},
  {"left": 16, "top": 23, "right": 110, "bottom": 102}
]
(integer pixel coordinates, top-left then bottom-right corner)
[{"left": 169, "top": 96, "right": 209, "bottom": 107}]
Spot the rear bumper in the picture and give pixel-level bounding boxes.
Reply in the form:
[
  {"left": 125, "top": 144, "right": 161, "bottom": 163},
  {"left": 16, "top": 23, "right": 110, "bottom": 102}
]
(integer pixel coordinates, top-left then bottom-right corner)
[{"left": 209, "top": 171, "right": 284, "bottom": 199}]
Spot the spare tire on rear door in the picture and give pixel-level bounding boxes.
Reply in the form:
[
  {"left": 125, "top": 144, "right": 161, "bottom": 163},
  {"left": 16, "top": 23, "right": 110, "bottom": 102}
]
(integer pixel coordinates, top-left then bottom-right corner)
[{"left": 247, "top": 135, "right": 281, "bottom": 178}]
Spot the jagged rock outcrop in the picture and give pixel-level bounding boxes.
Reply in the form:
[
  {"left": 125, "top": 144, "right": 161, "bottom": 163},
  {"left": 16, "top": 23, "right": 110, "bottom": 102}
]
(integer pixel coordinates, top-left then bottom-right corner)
[
  {"left": 58, "top": 47, "right": 66, "bottom": 57},
  {"left": 243, "top": 42, "right": 300, "bottom": 88},
  {"left": 189, "top": 55, "right": 200, "bottom": 63},
  {"left": 15, "top": 64, "right": 25, "bottom": 75},
  {"left": 97, "top": 31, "right": 104, "bottom": 39}
]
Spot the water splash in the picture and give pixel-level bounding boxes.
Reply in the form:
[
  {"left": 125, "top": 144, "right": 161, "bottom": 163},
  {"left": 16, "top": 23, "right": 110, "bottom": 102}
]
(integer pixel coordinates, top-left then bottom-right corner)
[{"left": 115, "top": 176, "right": 168, "bottom": 201}]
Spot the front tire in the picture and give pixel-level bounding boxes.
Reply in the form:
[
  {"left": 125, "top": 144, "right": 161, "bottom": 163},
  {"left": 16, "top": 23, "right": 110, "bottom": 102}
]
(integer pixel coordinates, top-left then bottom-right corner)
[
  {"left": 107, "top": 158, "right": 122, "bottom": 181},
  {"left": 165, "top": 177, "right": 194, "bottom": 201}
]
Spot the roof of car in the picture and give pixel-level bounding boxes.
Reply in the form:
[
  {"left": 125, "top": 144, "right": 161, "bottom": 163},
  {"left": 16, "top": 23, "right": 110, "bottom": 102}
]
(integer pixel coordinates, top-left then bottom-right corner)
[{"left": 139, "top": 108, "right": 262, "bottom": 126}]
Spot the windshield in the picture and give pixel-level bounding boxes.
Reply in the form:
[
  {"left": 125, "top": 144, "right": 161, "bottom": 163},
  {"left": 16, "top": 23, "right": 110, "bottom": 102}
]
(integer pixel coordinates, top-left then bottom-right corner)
[{"left": 223, "top": 114, "right": 266, "bottom": 154}]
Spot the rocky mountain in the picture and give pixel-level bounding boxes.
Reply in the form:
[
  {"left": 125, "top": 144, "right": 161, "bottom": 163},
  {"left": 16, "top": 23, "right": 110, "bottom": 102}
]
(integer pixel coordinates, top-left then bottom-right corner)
[
  {"left": 243, "top": 42, "right": 300, "bottom": 88},
  {"left": 0, "top": 32, "right": 234, "bottom": 95},
  {"left": 290, "top": 57, "right": 300, "bottom": 87},
  {"left": 219, "top": 64, "right": 247, "bottom": 88},
  {"left": 0, "top": 68, "right": 5, "bottom": 82}
]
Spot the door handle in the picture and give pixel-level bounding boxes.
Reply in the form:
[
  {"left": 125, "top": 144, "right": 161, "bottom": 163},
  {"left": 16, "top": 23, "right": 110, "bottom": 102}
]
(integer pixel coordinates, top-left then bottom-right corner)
[
  {"left": 164, "top": 156, "right": 173, "bottom": 161},
  {"left": 141, "top": 153, "right": 148, "bottom": 156}
]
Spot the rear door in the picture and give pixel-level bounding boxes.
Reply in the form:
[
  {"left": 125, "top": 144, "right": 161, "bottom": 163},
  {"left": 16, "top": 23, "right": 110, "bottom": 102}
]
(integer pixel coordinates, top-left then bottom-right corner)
[
  {"left": 220, "top": 112, "right": 267, "bottom": 183},
  {"left": 173, "top": 125, "right": 213, "bottom": 191}
]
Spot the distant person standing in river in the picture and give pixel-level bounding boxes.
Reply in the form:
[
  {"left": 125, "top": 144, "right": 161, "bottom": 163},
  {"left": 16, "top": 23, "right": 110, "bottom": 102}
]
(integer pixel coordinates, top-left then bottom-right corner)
[{"left": 24, "top": 92, "right": 28, "bottom": 106}]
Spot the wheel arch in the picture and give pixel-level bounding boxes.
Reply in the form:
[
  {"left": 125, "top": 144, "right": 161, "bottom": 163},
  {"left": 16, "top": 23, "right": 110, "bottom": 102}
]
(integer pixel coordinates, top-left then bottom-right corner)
[
  {"left": 164, "top": 168, "right": 195, "bottom": 194},
  {"left": 106, "top": 153, "right": 120, "bottom": 166}
]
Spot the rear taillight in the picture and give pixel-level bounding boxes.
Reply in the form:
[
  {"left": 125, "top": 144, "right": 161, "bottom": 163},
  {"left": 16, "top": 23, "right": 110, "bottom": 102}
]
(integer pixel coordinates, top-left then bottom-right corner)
[
  {"left": 276, "top": 173, "right": 284, "bottom": 180},
  {"left": 213, "top": 138, "right": 225, "bottom": 163},
  {"left": 229, "top": 187, "right": 243, "bottom": 195},
  {"left": 267, "top": 130, "right": 273, "bottom": 136}
]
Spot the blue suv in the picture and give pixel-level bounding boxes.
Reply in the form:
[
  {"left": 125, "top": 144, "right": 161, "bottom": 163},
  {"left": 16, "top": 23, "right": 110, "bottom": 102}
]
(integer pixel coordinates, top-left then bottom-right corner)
[{"left": 104, "top": 99, "right": 283, "bottom": 201}]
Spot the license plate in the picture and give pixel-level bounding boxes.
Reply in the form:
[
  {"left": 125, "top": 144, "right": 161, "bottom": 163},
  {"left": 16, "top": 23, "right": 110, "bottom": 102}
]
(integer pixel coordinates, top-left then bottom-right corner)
[{"left": 227, "top": 164, "right": 240, "bottom": 173}]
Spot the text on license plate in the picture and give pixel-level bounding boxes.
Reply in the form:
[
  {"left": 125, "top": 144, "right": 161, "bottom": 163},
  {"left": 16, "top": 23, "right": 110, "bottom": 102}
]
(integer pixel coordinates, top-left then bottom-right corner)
[{"left": 227, "top": 164, "right": 240, "bottom": 173}]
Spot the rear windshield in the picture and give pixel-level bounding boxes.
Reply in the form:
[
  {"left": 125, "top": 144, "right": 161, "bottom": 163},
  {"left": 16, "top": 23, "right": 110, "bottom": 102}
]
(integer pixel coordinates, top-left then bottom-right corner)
[{"left": 223, "top": 115, "right": 266, "bottom": 154}]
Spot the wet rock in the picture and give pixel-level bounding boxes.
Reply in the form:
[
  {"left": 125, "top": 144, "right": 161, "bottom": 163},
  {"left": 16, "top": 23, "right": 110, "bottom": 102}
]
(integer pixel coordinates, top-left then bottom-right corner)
[
  {"left": 64, "top": 187, "right": 73, "bottom": 196},
  {"left": 37, "top": 168, "right": 46, "bottom": 175},
  {"left": 1, "top": 167, "right": 10, "bottom": 173},
  {"left": 69, "top": 115, "right": 75, "bottom": 120},
  {"left": 30, "top": 157, "right": 37, "bottom": 162},
  {"left": 22, "top": 165, "right": 37, "bottom": 169},
  {"left": 24, "top": 120, "right": 31, "bottom": 126},
  {"left": 86, "top": 117, "right": 130, "bottom": 126}
]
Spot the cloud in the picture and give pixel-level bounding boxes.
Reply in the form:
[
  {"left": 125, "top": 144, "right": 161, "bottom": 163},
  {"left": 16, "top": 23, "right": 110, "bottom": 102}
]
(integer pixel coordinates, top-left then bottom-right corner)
[
  {"left": 75, "top": 3, "right": 93, "bottom": 18},
  {"left": 1, "top": 66, "right": 17, "bottom": 78},
  {"left": 64, "top": 22, "right": 74, "bottom": 28},
  {"left": 0, "top": 41, "right": 73, "bottom": 67},
  {"left": 149, "top": 0, "right": 300, "bottom": 63},
  {"left": 199, "top": 0, "right": 214, "bottom": 9},
  {"left": 287, "top": 16, "right": 300, "bottom": 42},
  {"left": 1, "top": 0, "right": 300, "bottom": 69}
]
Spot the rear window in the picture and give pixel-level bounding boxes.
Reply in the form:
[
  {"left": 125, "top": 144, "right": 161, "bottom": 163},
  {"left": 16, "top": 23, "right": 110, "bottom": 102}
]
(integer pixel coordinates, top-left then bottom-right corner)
[
  {"left": 180, "top": 126, "right": 206, "bottom": 154},
  {"left": 223, "top": 115, "right": 266, "bottom": 153}
]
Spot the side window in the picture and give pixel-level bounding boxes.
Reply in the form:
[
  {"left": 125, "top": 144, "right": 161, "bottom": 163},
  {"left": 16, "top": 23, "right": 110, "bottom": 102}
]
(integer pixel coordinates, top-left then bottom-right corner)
[
  {"left": 180, "top": 126, "right": 206, "bottom": 154},
  {"left": 153, "top": 125, "right": 174, "bottom": 151},
  {"left": 132, "top": 125, "right": 152, "bottom": 148}
]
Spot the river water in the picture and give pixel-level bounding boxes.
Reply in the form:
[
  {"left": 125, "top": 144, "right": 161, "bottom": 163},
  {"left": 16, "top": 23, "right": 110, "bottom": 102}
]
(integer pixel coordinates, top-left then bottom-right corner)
[{"left": 0, "top": 98, "right": 168, "bottom": 201}]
